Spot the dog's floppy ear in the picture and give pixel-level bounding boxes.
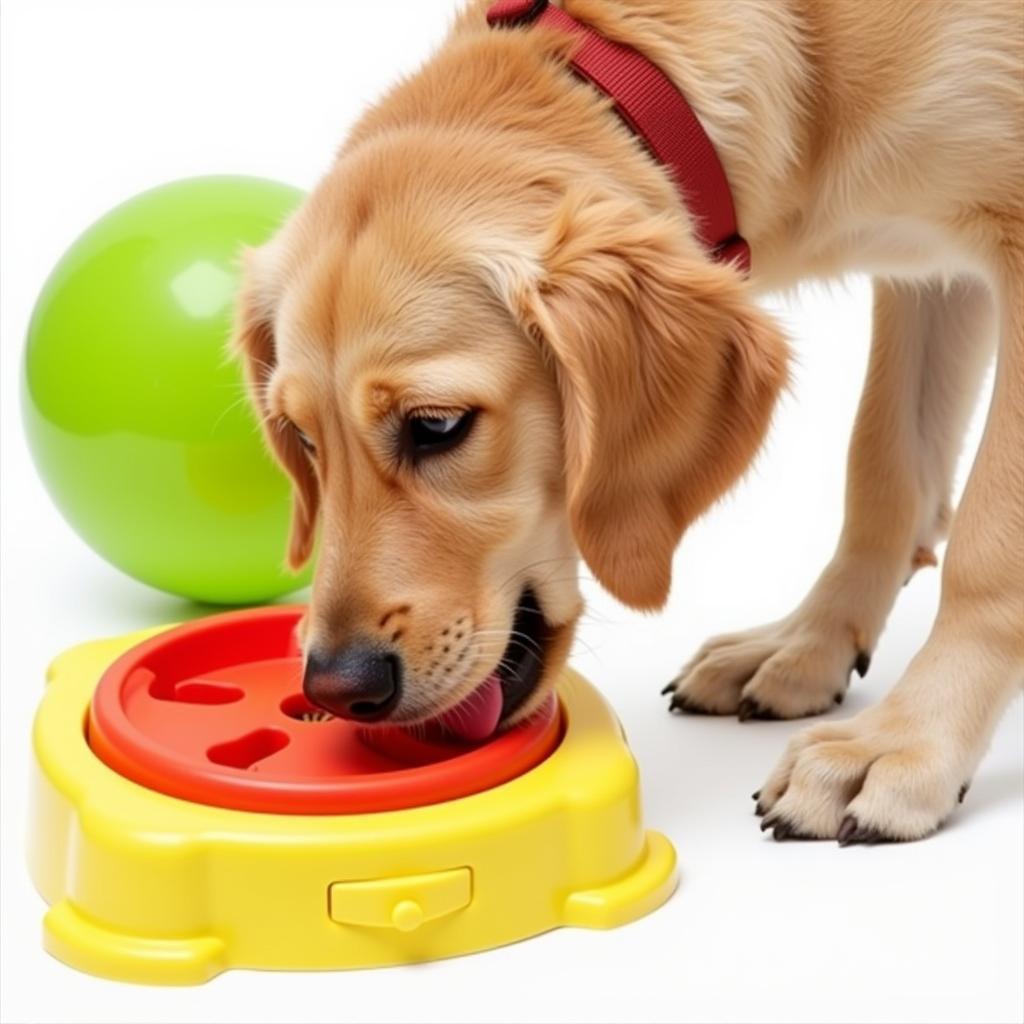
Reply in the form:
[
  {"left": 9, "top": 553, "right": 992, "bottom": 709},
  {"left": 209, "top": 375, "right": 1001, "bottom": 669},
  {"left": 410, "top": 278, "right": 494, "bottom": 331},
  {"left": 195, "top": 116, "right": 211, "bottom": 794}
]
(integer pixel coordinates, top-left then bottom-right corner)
[
  {"left": 486, "top": 189, "right": 787, "bottom": 610},
  {"left": 231, "top": 249, "right": 320, "bottom": 570}
]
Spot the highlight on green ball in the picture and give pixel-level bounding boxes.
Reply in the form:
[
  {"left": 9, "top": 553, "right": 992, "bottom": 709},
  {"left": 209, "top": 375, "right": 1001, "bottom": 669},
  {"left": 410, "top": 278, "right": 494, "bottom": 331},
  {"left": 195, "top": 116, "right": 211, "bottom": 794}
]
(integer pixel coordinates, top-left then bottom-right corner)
[{"left": 22, "top": 176, "right": 310, "bottom": 605}]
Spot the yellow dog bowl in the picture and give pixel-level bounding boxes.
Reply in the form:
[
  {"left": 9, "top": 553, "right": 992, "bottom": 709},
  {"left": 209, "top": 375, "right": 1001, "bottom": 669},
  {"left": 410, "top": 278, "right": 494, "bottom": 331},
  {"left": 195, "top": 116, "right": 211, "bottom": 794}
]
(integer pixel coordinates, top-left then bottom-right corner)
[{"left": 29, "top": 608, "right": 677, "bottom": 985}]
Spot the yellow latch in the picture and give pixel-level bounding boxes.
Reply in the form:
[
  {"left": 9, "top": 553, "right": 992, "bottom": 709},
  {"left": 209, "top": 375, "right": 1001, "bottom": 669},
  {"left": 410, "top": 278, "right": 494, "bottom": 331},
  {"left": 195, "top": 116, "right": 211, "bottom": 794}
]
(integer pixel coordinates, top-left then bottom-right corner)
[{"left": 328, "top": 868, "right": 472, "bottom": 931}]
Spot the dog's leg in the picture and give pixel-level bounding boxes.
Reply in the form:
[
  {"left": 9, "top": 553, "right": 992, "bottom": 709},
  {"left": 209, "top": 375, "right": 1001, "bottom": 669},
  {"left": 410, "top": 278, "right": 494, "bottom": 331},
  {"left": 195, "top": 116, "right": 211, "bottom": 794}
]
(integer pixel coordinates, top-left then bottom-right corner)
[
  {"left": 666, "top": 276, "right": 995, "bottom": 719},
  {"left": 756, "top": 256, "right": 1024, "bottom": 842}
]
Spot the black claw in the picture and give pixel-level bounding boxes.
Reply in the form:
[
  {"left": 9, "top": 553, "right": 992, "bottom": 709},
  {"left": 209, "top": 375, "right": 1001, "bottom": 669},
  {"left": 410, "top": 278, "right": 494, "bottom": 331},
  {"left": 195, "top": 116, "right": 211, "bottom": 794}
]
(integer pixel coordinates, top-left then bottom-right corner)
[
  {"left": 853, "top": 651, "right": 871, "bottom": 678},
  {"left": 759, "top": 815, "right": 815, "bottom": 841},
  {"left": 760, "top": 815, "right": 777, "bottom": 833},
  {"left": 660, "top": 681, "right": 675, "bottom": 696},
  {"left": 751, "top": 789, "right": 762, "bottom": 801},
  {"left": 837, "top": 815, "right": 859, "bottom": 845},
  {"left": 755, "top": 800, "right": 767, "bottom": 817},
  {"left": 669, "top": 694, "right": 714, "bottom": 715},
  {"left": 834, "top": 691, "right": 845, "bottom": 705},
  {"left": 738, "top": 697, "right": 781, "bottom": 722},
  {"left": 837, "top": 814, "right": 891, "bottom": 846},
  {"left": 958, "top": 782, "right": 970, "bottom": 804}
]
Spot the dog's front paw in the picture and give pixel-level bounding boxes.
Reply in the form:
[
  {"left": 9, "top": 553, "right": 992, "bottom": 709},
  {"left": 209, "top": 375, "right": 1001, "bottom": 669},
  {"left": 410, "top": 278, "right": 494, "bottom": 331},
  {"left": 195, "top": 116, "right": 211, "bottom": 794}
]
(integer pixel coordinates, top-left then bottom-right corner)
[
  {"left": 663, "top": 618, "right": 869, "bottom": 720},
  {"left": 753, "top": 705, "right": 968, "bottom": 843}
]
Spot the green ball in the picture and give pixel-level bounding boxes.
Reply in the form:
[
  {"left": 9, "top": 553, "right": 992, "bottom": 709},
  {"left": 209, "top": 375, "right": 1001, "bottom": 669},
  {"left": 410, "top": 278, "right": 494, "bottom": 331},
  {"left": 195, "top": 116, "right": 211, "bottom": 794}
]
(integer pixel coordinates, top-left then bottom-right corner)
[{"left": 22, "top": 176, "right": 311, "bottom": 605}]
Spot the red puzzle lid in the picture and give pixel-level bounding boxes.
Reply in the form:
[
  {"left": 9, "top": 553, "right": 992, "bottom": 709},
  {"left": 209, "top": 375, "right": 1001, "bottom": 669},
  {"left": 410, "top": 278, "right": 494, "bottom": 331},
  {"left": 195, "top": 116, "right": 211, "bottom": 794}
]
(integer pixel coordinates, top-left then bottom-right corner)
[{"left": 87, "top": 606, "right": 562, "bottom": 815}]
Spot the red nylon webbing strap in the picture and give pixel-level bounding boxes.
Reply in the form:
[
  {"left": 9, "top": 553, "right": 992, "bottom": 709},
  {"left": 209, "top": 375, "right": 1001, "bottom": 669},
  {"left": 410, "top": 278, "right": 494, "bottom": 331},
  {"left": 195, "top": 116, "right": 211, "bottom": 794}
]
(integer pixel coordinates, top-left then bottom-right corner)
[{"left": 487, "top": 0, "right": 750, "bottom": 273}]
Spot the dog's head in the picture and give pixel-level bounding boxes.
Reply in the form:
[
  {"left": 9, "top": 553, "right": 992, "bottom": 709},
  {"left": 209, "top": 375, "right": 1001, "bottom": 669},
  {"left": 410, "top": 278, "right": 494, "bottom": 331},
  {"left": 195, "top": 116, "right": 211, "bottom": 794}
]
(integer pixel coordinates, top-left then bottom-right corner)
[{"left": 233, "top": 139, "right": 786, "bottom": 739}]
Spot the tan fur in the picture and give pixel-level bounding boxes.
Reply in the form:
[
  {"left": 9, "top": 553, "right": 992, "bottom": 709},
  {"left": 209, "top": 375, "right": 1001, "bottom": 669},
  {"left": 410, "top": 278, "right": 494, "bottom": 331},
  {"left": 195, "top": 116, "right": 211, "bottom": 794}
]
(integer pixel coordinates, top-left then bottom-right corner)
[{"left": 234, "top": 0, "right": 1023, "bottom": 840}]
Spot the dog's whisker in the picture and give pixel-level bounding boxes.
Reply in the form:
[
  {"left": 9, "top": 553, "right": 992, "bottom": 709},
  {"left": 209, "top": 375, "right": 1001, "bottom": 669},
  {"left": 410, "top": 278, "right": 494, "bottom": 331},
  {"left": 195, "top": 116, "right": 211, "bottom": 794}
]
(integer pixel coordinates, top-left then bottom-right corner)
[
  {"left": 208, "top": 393, "right": 253, "bottom": 435},
  {"left": 569, "top": 635, "right": 602, "bottom": 662},
  {"left": 467, "top": 628, "right": 545, "bottom": 660}
]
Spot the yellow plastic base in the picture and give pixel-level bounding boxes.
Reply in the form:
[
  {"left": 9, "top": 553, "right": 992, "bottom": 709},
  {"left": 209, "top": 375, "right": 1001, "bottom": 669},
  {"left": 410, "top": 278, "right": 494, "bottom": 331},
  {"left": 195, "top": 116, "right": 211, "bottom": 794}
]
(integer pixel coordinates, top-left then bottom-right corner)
[{"left": 29, "top": 627, "right": 677, "bottom": 984}]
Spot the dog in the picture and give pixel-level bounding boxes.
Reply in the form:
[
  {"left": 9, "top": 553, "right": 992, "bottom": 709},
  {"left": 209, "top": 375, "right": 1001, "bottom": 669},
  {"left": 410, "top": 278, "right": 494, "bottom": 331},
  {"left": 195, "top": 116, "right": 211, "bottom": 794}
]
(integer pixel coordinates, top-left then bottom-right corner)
[{"left": 233, "top": 0, "right": 1023, "bottom": 843}]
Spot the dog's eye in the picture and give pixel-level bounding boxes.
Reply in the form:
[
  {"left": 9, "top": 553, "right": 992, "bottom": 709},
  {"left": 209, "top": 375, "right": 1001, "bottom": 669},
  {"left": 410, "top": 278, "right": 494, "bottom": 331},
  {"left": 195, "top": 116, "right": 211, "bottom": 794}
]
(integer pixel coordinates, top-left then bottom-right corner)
[
  {"left": 407, "top": 410, "right": 475, "bottom": 456},
  {"left": 287, "top": 422, "right": 316, "bottom": 455}
]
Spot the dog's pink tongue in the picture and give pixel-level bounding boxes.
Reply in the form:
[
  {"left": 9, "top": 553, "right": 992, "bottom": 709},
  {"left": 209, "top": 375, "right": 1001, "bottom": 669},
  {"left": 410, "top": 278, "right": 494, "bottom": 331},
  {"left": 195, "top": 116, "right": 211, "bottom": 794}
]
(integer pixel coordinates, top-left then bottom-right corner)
[{"left": 440, "top": 673, "right": 503, "bottom": 743}]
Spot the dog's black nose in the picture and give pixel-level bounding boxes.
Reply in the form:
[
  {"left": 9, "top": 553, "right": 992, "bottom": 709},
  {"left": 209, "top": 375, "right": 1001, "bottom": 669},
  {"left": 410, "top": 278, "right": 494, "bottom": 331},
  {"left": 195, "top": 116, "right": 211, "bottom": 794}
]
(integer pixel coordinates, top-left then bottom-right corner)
[{"left": 303, "top": 643, "right": 402, "bottom": 721}]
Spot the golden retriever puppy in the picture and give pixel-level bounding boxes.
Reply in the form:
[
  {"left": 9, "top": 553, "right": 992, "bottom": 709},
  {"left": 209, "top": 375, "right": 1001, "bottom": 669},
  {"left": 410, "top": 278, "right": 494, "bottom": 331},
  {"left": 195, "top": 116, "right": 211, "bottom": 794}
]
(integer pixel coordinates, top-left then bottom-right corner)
[{"left": 234, "top": 0, "right": 1023, "bottom": 841}]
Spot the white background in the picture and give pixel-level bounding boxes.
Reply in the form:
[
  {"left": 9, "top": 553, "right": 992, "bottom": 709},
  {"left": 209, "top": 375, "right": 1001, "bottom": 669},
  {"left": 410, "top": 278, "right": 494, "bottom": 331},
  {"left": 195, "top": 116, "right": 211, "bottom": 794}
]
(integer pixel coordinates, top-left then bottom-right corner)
[{"left": 2, "top": 2, "right": 1021, "bottom": 1022}]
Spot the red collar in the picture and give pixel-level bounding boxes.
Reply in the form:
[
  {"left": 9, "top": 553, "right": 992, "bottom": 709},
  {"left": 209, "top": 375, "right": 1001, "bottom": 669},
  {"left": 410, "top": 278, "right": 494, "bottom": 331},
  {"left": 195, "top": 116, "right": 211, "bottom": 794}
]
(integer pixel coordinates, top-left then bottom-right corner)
[{"left": 487, "top": 0, "right": 750, "bottom": 273}]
